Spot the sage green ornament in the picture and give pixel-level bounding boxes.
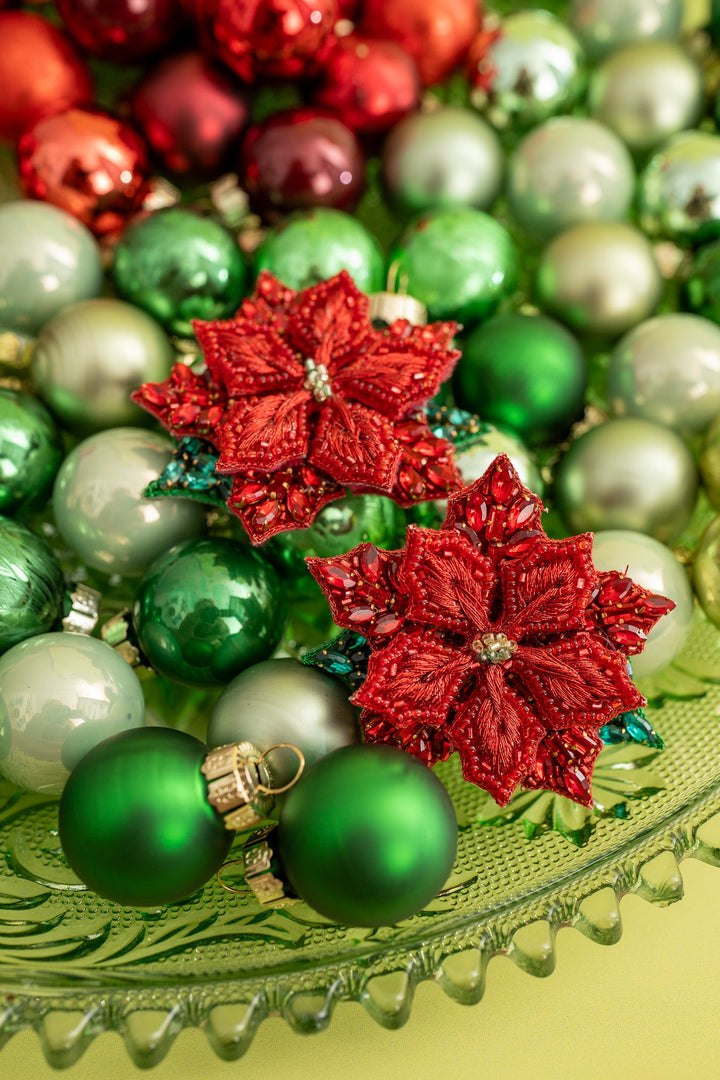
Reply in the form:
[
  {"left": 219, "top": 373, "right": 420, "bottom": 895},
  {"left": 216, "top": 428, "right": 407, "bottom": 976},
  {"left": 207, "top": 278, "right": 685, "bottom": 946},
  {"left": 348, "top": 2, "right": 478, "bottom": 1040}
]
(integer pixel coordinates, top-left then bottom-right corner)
[
  {"left": 454, "top": 313, "right": 586, "bottom": 446},
  {"left": 133, "top": 536, "right": 286, "bottom": 687},
  {"left": 53, "top": 427, "right": 205, "bottom": 576},
  {"left": 32, "top": 299, "right": 175, "bottom": 436},
  {"left": 570, "top": 0, "right": 683, "bottom": 60},
  {"left": 387, "top": 208, "right": 518, "bottom": 324},
  {"left": 639, "top": 131, "right": 720, "bottom": 243},
  {"left": 607, "top": 313, "right": 720, "bottom": 434},
  {"left": 112, "top": 208, "right": 247, "bottom": 338},
  {"left": 0, "top": 389, "right": 63, "bottom": 513},
  {"left": 277, "top": 744, "right": 458, "bottom": 927},
  {"left": 0, "top": 201, "right": 102, "bottom": 336},
  {"left": 693, "top": 516, "right": 720, "bottom": 632},
  {"left": 684, "top": 240, "right": 720, "bottom": 324},
  {"left": 254, "top": 208, "right": 384, "bottom": 292},
  {"left": 553, "top": 417, "right": 698, "bottom": 544},
  {"left": 507, "top": 117, "right": 635, "bottom": 240},
  {"left": 536, "top": 222, "right": 663, "bottom": 338},
  {"left": 0, "top": 517, "right": 64, "bottom": 653},
  {"left": 446, "top": 423, "right": 544, "bottom": 499},
  {"left": 0, "top": 632, "right": 145, "bottom": 795},
  {"left": 700, "top": 413, "right": 720, "bottom": 509},
  {"left": 58, "top": 727, "right": 232, "bottom": 906}
]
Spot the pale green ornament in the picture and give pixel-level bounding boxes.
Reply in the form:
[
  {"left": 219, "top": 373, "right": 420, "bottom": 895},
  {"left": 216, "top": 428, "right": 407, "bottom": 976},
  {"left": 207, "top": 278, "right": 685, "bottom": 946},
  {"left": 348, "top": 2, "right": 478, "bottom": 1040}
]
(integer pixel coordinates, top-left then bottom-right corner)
[
  {"left": 435, "top": 424, "right": 543, "bottom": 520},
  {"left": 693, "top": 516, "right": 720, "bottom": 632},
  {"left": 570, "top": 0, "right": 683, "bottom": 59},
  {"left": 639, "top": 131, "right": 720, "bottom": 242},
  {"left": 700, "top": 413, "right": 720, "bottom": 509}
]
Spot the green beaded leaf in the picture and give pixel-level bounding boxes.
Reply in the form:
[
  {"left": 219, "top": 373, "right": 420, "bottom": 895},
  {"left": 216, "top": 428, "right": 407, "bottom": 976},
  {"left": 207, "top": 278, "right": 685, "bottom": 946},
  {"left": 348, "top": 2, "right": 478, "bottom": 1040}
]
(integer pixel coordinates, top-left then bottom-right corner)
[{"left": 144, "top": 437, "right": 231, "bottom": 507}]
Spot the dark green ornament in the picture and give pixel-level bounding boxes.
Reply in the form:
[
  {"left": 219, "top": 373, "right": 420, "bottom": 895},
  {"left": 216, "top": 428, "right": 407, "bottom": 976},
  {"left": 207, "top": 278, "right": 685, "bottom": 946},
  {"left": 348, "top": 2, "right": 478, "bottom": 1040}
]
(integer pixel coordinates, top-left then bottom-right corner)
[
  {"left": 132, "top": 536, "right": 287, "bottom": 687},
  {"left": 0, "top": 517, "right": 64, "bottom": 653},
  {"left": 280, "top": 493, "right": 405, "bottom": 559},
  {"left": 58, "top": 727, "right": 232, "bottom": 907},
  {"left": 0, "top": 389, "right": 63, "bottom": 514}
]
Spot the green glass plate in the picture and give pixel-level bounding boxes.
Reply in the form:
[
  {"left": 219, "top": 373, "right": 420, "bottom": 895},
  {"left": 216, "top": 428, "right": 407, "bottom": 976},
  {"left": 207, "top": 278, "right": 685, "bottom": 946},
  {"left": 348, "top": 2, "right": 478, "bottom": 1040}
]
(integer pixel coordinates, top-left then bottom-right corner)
[{"left": 1, "top": 607, "right": 720, "bottom": 1071}]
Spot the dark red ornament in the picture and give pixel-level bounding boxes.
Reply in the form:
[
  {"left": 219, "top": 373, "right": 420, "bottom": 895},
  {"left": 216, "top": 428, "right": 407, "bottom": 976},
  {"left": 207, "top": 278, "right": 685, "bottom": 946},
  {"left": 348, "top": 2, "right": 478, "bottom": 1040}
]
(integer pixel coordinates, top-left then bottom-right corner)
[
  {"left": 360, "top": 0, "right": 480, "bottom": 87},
  {"left": 17, "top": 107, "right": 151, "bottom": 237},
  {"left": 307, "top": 456, "right": 675, "bottom": 807},
  {"left": 131, "top": 52, "right": 250, "bottom": 177},
  {"left": 240, "top": 107, "right": 365, "bottom": 219},
  {"left": 313, "top": 35, "right": 421, "bottom": 135},
  {"left": 133, "top": 271, "right": 463, "bottom": 543},
  {"left": 0, "top": 12, "right": 93, "bottom": 144},
  {"left": 56, "top": 0, "right": 182, "bottom": 61}
]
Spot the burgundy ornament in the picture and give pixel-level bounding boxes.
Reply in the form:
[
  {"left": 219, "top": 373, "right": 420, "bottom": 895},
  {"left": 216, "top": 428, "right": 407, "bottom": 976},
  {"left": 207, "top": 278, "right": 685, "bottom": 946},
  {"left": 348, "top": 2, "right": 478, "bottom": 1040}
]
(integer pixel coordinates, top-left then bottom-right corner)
[
  {"left": 360, "top": 0, "right": 480, "bottom": 87},
  {"left": 56, "top": 0, "right": 182, "bottom": 62},
  {"left": 240, "top": 107, "right": 365, "bottom": 219},
  {"left": 131, "top": 52, "right": 250, "bottom": 177},
  {"left": 17, "top": 107, "right": 151, "bottom": 237}
]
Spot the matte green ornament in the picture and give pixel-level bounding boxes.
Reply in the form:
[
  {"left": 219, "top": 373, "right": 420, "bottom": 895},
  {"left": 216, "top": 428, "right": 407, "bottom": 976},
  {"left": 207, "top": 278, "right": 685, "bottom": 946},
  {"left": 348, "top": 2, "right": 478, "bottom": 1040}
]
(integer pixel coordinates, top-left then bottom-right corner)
[
  {"left": 0, "top": 517, "right": 64, "bottom": 654},
  {"left": 132, "top": 536, "right": 287, "bottom": 687},
  {"left": 254, "top": 208, "right": 385, "bottom": 293},
  {"left": 639, "top": 131, "right": 720, "bottom": 243},
  {"left": 112, "top": 208, "right": 248, "bottom": 338},
  {"left": 0, "top": 389, "right": 63, "bottom": 513},
  {"left": 387, "top": 208, "right": 518, "bottom": 324},
  {"left": 454, "top": 313, "right": 586, "bottom": 446},
  {"left": 58, "top": 727, "right": 232, "bottom": 906},
  {"left": 277, "top": 744, "right": 458, "bottom": 927}
]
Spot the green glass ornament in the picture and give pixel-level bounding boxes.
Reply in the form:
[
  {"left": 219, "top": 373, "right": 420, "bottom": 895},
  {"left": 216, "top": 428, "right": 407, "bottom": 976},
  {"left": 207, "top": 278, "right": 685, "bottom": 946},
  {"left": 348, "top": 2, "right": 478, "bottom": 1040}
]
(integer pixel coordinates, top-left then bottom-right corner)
[
  {"left": 0, "top": 517, "right": 64, "bottom": 654},
  {"left": 112, "top": 208, "right": 248, "bottom": 338},
  {"left": 58, "top": 727, "right": 232, "bottom": 906},
  {"left": 700, "top": 413, "right": 720, "bottom": 510},
  {"left": 387, "top": 208, "right": 518, "bottom": 324},
  {"left": 0, "top": 389, "right": 63, "bottom": 513},
  {"left": 132, "top": 536, "right": 287, "bottom": 687},
  {"left": 639, "top": 131, "right": 720, "bottom": 243},
  {"left": 693, "top": 516, "right": 720, "bottom": 631},
  {"left": 254, "top": 208, "right": 384, "bottom": 292},
  {"left": 570, "top": 0, "right": 683, "bottom": 60},
  {"left": 454, "top": 313, "right": 586, "bottom": 446},
  {"left": 277, "top": 744, "right": 458, "bottom": 927},
  {"left": 279, "top": 494, "right": 405, "bottom": 561}
]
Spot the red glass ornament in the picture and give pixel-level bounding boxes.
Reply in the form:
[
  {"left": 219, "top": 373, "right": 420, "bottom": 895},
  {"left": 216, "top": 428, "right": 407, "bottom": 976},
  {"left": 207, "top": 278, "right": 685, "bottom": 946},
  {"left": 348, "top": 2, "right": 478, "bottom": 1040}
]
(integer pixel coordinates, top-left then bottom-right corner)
[
  {"left": 17, "top": 107, "right": 151, "bottom": 237},
  {"left": 131, "top": 52, "right": 250, "bottom": 177},
  {"left": 56, "top": 0, "right": 182, "bottom": 62},
  {"left": 0, "top": 12, "right": 93, "bottom": 144},
  {"left": 240, "top": 107, "right": 365, "bottom": 219},
  {"left": 360, "top": 0, "right": 481, "bottom": 87},
  {"left": 313, "top": 35, "right": 421, "bottom": 135}
]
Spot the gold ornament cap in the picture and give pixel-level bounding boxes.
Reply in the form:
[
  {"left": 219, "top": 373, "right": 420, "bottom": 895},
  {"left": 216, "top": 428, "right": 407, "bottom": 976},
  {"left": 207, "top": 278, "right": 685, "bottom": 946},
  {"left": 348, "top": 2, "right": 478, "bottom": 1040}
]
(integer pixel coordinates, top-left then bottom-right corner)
[{"left": 202, "top": 741, "right": 304, "bottom": 833}]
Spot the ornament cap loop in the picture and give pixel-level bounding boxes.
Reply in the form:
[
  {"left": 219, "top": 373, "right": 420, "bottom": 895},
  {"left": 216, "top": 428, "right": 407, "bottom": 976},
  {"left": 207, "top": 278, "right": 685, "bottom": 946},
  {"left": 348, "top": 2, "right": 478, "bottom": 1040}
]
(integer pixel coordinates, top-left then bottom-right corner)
[{"left": 254, "top": 743, "right": 306, "bottom": 796}]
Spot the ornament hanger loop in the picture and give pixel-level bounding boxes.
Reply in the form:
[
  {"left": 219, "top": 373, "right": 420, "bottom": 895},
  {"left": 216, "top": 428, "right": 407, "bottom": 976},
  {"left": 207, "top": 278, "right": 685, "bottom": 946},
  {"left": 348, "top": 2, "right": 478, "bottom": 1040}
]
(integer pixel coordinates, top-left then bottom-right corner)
[
  {"left": 216, "top": 857, "right": 246, "bottom": 895},
  {"left": 255, "top": 743, "right": 306, "bottom": 795}
]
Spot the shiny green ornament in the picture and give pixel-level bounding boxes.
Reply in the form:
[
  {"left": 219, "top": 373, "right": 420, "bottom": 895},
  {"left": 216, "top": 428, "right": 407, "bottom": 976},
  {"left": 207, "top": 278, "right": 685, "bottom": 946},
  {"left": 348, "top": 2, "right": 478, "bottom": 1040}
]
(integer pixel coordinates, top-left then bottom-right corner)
[
  {"left": 254, "top": 208, "right": 384, "bottom": 293},
  {"left": 277, "top": 744, "right": 458, "bottom": 927},
  {"left": 0, "top": 517, "right": 64, "bottom": 654},
  {"left": 454, "top": 313, "right": 586, "bottom": 446},
  {"left": 279, "top": 493, "right": 405, "bottom": 561},
  {"left": 570, "top": 0, "right": 683, "bottom": 60},
  {"left": 0, "top": 389, "right": 63, "bottom": 513},
  {"left": 693, "top": 515, "right": 720, "bottom": 631},
  {"left": 58, "top": 727, "right": 232, "bottom": 906},
  {"left": 133, "top": 536, "right": 287, "bottom": 687},
  {"left": 112, "top": 208, "right": 247, "bottom": 338},
  {"left": 684, "top": 240, "right": 720, "bottom": 324},
  {"left": 701, "top": 413, "right": 720, "bottom": 510},
  {"left": 387, "top": 208, "right": 518, "bottom": 324},
  {"left": 639, "top": 131, "right": 720, "bottom": 243}
]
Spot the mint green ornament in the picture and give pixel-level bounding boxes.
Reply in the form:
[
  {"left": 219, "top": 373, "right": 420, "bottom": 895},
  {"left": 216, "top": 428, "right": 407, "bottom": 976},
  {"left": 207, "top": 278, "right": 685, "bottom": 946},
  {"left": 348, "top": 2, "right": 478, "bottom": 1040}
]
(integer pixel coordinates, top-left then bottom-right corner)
[
  {"left": 0, "top": 389, "right": 63, "bottom": 513},
  {"left": 639, "top": 131, "right": 720, "bottom": 243},
  {"left": 0, "top": 517, "right": 64, "bottom": 654}
]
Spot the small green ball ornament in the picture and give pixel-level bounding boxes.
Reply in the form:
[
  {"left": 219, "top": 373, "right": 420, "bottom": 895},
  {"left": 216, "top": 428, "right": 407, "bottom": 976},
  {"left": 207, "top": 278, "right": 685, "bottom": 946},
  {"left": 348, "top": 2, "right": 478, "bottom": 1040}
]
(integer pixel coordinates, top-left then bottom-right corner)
[
  {"left": 693, "top": 516, "right": 720, "bottom": 631},
  {"left": 280, "top": 493, "right": 405, "bottom": 560},
  {"left": 0, "top": 517, "right": 64, "bottom": 653},
  {"left": 0, "top": 389, "right": 63, "bottom": 513},
  {"left": 701, "top": 413, "right": 720, "bottom": 510},
  {"left": 59, "top": 728, "right": 232, "bottom": 906},
  {"left": 254, "top": 208, "right": 384, "bottom": 293},
  {"left": 454, "top": 313, "right": 586, "bottom": 446},
  {"left": 639, "top": 131, "right": 720, "bottom": 243},
  {"left": 387, "top": 208, "right": 518, "bottom": 324},
  {"left": 133, "top": 536, "right": 287, "bottom": 687},
  {"left": 277, "top": 744, "right": 458, "bottom": 927},
  {"left": 112, "top": 208, "right": 248, "bottom": 338}
]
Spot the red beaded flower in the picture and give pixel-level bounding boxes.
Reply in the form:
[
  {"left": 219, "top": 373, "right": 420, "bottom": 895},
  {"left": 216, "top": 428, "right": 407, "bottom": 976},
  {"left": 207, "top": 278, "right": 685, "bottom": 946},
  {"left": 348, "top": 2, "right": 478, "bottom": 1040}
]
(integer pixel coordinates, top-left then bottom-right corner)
[
  {"left": 132, "top": 271, "right": 462, "bottom": 543},
  {"left": 307, "top": 456, "right": 675, "bottom": 807}
]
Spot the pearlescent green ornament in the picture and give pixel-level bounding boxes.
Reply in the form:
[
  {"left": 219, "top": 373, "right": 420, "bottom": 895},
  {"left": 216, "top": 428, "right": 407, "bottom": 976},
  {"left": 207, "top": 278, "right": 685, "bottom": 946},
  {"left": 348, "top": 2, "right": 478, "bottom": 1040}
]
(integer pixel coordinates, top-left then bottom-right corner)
[
  {"left": 639, "top": 131, "right": 720, "bottom": 242},
  {"left": 592, "top": 530, "right": 693, "bottom": 677},
  {"left": 507, "top": 117, "right": 635, "bottom": 240},
  {"left": 53, "top": 428, "right": 205, "bottom": 576},
  {"left": 536, "top": 222, "right": 663, "bottom": 338},
  {"left": 607, "top": 313, "right": 720, "bottom": 434},
  {"left": 0, "top": 201, "right": 102, "bottom": 336},
  {"left": 454, "top": 313, "right": 586, "bottom": 446},
  {"left": 700, "top": 413, "right": 720, "bottom": 509},
  {"left": 133, "top": 536, "right": 286, "bottom": 687},
  {"left": 553, "top": 417, "right": 698, "bottom": 544},
  {"left": 382, "top": 107, "right": 503, "bottom": 216},
  {"left": 112, "top": 208, "right": 247, "bottom": 338},
  {"left": 254, "top": 208, "right": 384, "bottom": 293},
  {"left": 277, "top": 744, "right": 457, "bottom": 927},
  {"left": 280, "top": 493, "right": 405, "bottom": 560},
  {"left": 31, "top": 299, "right": 175, "bottom": 436},
  {"left": 0, "top": 517, "right": 64, "bottom": 653},
  {"left": 0, "top": 389, "right": 63, "bottom": 513},
  {"left": 570, "top": 0, "right": 683, "bottom": 59},
  {"left": 588, "top": 43, "right": 702, "bottom": 154},
  {"left": 387, "top": 208, "right": 518, "bottom": 324},
  {"left": 208, "top": 659, "right": 360, "bottom": 787},
  {"left": 449, "top": 424, "right": 544, "bottom": 497},
  {"left": 58, "top": 727, "right": 232, "bottom": 906},
  {"left": 0, "top": 632, "right": 145, "bottom": 795}
]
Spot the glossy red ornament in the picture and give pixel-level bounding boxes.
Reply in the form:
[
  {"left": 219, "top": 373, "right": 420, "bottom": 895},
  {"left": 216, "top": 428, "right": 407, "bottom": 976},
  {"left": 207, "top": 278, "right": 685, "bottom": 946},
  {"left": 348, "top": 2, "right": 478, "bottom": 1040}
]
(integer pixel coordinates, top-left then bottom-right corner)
[
  {"left": 131, "top": 52, "right": 250, "bottom": 177},
  {"left": 360, "top": 0, "right": 480, "bottom": 86},
  {"left": 313, "top": 35, "right": 421, "bottom": 135},
  {"left": 56, "top": 0, "right": 181, "bottom": 61},
  {"left": 0, "top": 12, "right": 93, "bottom": 144},
  {"left": 240, "top": 107, "right": 365, "bottom": 218},
  {"left": 17, "top": 107, "right": 151, "bottom": 237}
]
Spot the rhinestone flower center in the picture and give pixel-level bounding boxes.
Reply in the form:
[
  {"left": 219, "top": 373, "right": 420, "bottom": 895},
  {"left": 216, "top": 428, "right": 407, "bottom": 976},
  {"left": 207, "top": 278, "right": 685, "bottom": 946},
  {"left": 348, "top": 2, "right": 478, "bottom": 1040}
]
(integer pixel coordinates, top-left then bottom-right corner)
[
  {"left": 303, "top": 357, "right": 333, "bottom": 402},
  {"left": 471, "top": 631, "right": 518, "bottom": 664}
]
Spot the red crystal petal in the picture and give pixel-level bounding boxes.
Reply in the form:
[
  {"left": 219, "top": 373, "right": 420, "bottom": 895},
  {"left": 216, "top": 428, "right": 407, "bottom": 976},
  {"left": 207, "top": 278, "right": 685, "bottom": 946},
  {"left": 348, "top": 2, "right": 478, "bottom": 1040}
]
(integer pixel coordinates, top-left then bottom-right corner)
[
  {"left": 443, "top": 455, "right": 545, "bottom": 559},
  {"left": 226, "top": 464, "right": 342, "bottom": 544},
  {"left": 306, "top": 543, "right": 407, "bottom": 640},
  {"left": 523, "top": 726, "right": 604, "bottom": 807},
  {"left": 588, "top": 569, "right": 676, "bottom": 656}
]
